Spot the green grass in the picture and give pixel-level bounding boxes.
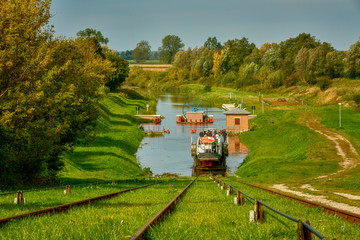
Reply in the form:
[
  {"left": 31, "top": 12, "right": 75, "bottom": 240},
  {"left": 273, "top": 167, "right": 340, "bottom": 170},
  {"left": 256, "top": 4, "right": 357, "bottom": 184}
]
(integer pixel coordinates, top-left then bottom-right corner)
[
  {"left": 235, "top": 109, "right": 340, "bottom": 185},
  {"left": 316, "top": 105, "right": 360, "bottom": 153},
  {"left": 312, "top": 105, "right": 360, "bottom": 192},
  {"left": 221, "top": 177, "right": 360, "bottom": 240},
  {"left": 149, "top": 177, "right": 296, "bottom": 239},
  {"left": 148, "top": 177, "right": 359, "bottom": 239},
  {"left": 0, "top": 180, "right": 152, "bottom": 219},
  {"left": 0, "top": 178, "right": 191, "bottom": 239},
  {"left": 1, "top": 178, "right": 357, "bottom": 239},
  {"left": 60, "top": 93, "right": 147, "bottom": 184}
]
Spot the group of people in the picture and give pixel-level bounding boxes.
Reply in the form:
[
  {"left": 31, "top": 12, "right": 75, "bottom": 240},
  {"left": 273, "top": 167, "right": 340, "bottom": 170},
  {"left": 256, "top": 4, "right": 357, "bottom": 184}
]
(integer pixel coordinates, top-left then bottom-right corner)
[{"left": 198, "top": 129, "right": 227, "bottom": 153}]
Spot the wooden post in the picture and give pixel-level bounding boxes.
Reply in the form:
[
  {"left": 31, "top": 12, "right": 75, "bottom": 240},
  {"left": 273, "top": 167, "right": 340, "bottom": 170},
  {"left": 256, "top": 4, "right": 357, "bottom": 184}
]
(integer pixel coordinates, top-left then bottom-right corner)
[
  {"left": 254, "top": 200, "right": 264, "bottom": 222},
  {"left": 227, "top": 185, "right": 233, "bottom": 196},
  {"left": 112, "top": 181, "right": 116, "bottom": 185},
  {"left": 298, "top": 220, "right": 313, "bottom": 240},
  {"left": 65, "top": 185, "right": 71, "bottom": 194},
  {"left": 95, "top": 183, "right": 98, "bottom": 187},
  {"left": 235, "top": 191, "right": 244, "bottom": 205},
  {"left": 16, "top": 191, "right": 24, "bottom": 204}
]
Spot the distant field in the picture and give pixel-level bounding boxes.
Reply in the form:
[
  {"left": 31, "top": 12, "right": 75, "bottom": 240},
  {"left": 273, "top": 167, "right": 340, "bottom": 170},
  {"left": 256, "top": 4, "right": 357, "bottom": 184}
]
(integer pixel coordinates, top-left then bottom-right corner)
[
  {"left": 129, "top": 64, "right": 172, "bottom": 72},
  {"left": 127, "top": 60, "right": 162, "bottom": 64}
]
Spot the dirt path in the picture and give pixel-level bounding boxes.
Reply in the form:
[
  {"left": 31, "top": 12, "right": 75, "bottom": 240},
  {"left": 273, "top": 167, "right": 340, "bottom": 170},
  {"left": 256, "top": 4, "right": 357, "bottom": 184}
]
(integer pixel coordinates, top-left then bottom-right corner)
[
  {"left": 271, "top": 184, "right": 360, "bottom": 214},
  {"left": 307, "top": 119, "right": 359, "bottom": 178},
  {"left": 270, "top": 119, "right": 360, "bottom": 214}
]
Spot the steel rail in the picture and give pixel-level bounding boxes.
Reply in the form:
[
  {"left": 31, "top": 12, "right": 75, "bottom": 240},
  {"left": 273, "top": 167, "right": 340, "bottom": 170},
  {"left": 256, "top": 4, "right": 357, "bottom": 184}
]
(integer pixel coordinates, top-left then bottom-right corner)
[
  {"left": 0, "top": 181, "right": 160, "bottom": 226},
  {"left": 130, "top": 178, "right": 197, "bottom": 240},
  {"left": 225, "top": 177, "right": 360, "bottom": 224},
  {"left": 215, "top": 178, "right": 327, "bottom": 240},
  {"left": 0, "top": 178, "right": 145, "bottom": 197}
]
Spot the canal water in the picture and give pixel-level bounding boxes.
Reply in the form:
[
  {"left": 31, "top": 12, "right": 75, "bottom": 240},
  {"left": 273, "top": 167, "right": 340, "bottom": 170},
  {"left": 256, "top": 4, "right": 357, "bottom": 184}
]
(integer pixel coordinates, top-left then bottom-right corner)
[{"left": 136, "top": 94, "right": 248, "bottom": 176}]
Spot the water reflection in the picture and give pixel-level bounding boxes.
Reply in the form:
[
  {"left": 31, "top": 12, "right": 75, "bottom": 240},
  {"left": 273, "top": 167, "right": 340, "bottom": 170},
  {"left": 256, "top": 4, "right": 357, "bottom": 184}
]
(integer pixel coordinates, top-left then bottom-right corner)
[
  {"left": 227, "top": 137, "right": 249, "bottom": 155},
  {"left": 226, "top": 137, "right": 249, "bottom": 175},
  {"left": 136, "top": 94, "right": 248, "bottom": 177}
]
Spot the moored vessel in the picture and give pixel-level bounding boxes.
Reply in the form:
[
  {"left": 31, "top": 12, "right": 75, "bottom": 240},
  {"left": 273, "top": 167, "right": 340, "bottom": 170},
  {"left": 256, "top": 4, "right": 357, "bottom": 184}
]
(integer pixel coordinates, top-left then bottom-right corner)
[{"left": 191, "top": 129, "right": 228, "bottom": 169}]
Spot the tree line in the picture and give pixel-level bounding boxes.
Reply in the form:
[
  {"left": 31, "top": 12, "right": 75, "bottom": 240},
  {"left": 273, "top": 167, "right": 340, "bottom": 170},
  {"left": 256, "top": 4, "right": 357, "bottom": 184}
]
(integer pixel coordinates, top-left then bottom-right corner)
[
  {"left": 127, "top": 34, "right": 360, "bottom": 95},
  {"left": 120, "top": 35, "right": 185, "bottom": 63},
  {"left": 0, "top": 0, "right": 129, "bottom": 188}
]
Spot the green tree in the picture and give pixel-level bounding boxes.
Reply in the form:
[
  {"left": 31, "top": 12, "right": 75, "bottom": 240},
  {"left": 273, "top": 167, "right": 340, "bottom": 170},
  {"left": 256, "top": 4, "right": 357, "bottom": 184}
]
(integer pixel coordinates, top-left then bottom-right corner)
[
  {"left": 295, "top": 47, "right": 328, "bottom": 84},
  {"left": 218, "top": 37, "right": 256, "bottom": 73},
  {"left": 261, "top": 48, "right": 281, "bottom": 70},
  {"left": 104, "top": 48, "right": 129, "bottom": 91},
  {"left": 238, "top": 62, "right": 259, "bottom": 87},
  {"left": 204, "top": 37, "right": 222, "bottom": 50},
  {"left": 279, "top": 33, "right": 321, "bottom": 59},
  {"left": 0, "top": 0, "right": 113, "bottom": 188},
  {"left": 325, "top": 50, "right": 345, "bottom": 78},
  {"left": 244, "top": 48, "right": 261, "bottom": 64},
  {"left": 76, "top": 28, "right": 109, "bottom": 45},
  {"left": 294, "top": 48, "right": 310, "bottom": 82},
  {"left": 132, "top": 40, "right": 151, "bottom": 63},
  {"left": 199, "top": 50, "right": 214, "bottom": 77},
  {"left": 158, "top": 35, "right": 185, "bottom": 64},
  {"left": 173, "top": 49, "right": 192, "bottom": 70},
  {"left": 344, "top": 38, "right": 360, "bottom": 78},
  {"left": 119, "top": 50, "right": 133, "bottom": 60}
]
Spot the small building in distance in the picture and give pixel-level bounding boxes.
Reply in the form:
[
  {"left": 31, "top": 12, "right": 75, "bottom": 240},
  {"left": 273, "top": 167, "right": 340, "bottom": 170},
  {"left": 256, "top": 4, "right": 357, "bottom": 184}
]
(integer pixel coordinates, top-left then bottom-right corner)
[{"left": 224, "top": 108, "right": 251, "bottom": 133}]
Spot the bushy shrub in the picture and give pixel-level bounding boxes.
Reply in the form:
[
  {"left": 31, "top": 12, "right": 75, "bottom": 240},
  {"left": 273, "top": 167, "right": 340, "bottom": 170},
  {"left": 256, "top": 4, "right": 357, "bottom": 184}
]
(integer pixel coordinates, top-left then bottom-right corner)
[
  {"left": 265, "top": 70, "right": 284, "bottom": 89},
  {"left": 203, "top": 85, "right": 212, "bottom": 92},
  {"left": 284, "top": 73, "right": 300, "bottom": 87},
  {"left": 219, "top": 71, "right": 237, "bottom": 85},
  {"left": 318, "top": 77, "right": 332, "bottom": 91},
  {"left": 249, "top": 122, "right": 258, "bottom": 131},
  {"left": 354, "top": 94, "right": 360, "bottom": 105}
]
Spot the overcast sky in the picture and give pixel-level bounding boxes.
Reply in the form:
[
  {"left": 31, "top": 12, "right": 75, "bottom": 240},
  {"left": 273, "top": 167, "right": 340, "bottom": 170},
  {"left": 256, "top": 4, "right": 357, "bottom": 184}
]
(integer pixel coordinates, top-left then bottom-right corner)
[{"left": 49, "top": 0, "right": 360, "bottom": 52}]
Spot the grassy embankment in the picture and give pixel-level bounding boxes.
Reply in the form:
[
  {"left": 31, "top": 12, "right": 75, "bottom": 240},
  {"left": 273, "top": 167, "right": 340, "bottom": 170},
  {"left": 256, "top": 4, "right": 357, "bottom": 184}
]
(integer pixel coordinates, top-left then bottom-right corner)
[
  {"left": 175, "top": 84, "right": 360, "bottom": 195},
  {"left": 60, "top": 89, "right": 152, "bottom": 184}
]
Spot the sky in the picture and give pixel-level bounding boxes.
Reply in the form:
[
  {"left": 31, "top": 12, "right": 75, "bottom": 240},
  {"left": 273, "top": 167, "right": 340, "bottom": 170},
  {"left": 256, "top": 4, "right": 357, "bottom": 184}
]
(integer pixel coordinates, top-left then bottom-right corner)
[{"left": 49, "top": 0, "right": 360, "bottom": 52}]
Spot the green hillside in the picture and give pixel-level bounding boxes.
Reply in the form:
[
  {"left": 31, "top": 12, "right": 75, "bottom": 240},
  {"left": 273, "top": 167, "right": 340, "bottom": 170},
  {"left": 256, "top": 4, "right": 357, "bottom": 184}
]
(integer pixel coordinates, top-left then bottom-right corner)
[{"left": 60, "top": 92, "right": 147, "bottom": 184}]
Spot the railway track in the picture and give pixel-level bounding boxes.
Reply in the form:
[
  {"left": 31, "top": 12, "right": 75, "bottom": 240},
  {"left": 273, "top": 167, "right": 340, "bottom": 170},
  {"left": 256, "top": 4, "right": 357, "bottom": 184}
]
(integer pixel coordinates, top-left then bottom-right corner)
[
  {"left": 225, "top": 177, "right": 360, "bottom": 224},
  {"left": 0, "top": 181, "right": 160, "bottom": 226},
  {"left": 130, "top": 178, "right": 197, "bottom": 240}
]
